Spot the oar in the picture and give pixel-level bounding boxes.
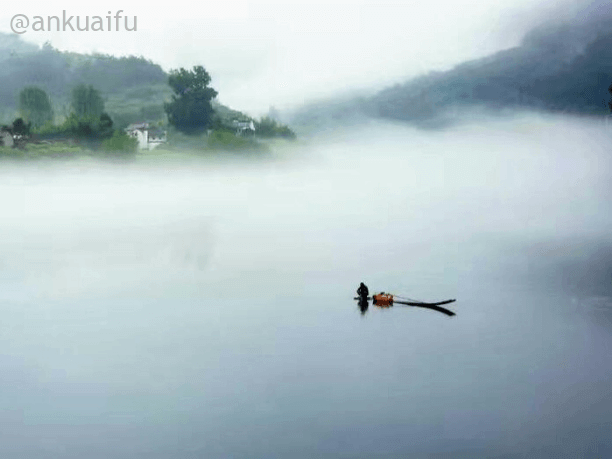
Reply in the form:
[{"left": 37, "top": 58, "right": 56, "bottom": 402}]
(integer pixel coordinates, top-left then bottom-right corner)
[{"left": 394, "top": 300, "right": 456, "bottom": 317}]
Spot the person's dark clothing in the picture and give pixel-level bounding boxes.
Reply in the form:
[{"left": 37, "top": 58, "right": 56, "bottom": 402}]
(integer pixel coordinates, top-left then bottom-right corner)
[{"left": 357, "top": 283, "right": 369, "bottom": 298}]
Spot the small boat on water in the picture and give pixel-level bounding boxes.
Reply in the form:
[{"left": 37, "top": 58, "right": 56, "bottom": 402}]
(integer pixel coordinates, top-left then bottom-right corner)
[
  {"left": 354, "top": 293, "right": 456, "bottom": 307},
  {"left": 354, "top": 288, "right": 457, "bottom": 316}
]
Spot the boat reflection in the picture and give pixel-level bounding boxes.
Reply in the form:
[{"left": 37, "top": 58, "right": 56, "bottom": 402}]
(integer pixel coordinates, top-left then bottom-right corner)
[
  {"left": 355, "top": 298, "right": 456, "bottom": 317},
  {"left": 357, "top": 297, "right": 369, "bottom": 315},
  {"left": 398, "top": 302, "right": 456, "bottom": 317}
]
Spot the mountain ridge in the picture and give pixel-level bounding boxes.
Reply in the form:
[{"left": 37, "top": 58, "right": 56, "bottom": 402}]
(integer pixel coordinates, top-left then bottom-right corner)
[{"left": 288, "top": 4, "right": 612, "bottom": 130}]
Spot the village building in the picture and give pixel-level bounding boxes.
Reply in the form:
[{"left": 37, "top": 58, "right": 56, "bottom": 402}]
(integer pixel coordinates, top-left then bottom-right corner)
[
  {"left": 232, "top": 120, "right": 256, "bottom": 136},
  {"left": 0, "top": 127, "right": 14, "bottom": 148},
  {"left": 125, "top": 122, "right": 167, "bottom": 150}
]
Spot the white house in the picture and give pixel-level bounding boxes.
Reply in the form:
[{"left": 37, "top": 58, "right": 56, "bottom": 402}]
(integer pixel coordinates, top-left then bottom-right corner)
[
  {"left": 125, "top": 122, "right": 167, "bottom": 150},
  {"left": 0, "top": 127, "right": 13, "bottom": 148},
  {"left": 232, "top": 120, "right": 256, "bottom": 136}
]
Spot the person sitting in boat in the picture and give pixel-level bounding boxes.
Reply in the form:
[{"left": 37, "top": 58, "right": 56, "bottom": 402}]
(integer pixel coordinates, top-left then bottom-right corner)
[{"left": 357, "top": 282, "right": 369, "bottom": 299}]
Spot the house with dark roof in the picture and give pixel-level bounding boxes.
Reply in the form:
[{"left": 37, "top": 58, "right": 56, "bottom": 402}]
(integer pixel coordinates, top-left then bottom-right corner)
[{"left": 125, "top": 122, "right": 167, "bottom": 150}]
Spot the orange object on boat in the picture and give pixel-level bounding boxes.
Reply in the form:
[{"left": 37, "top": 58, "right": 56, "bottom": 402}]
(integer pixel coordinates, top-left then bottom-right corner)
[{"left": 372, "top": 293, "right": 394, "bottom": 306}]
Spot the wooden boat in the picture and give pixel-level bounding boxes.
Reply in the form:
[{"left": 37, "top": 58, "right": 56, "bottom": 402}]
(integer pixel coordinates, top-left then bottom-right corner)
[
  {"left": 354, "top": 293, "right": 457, "bottom": 316},
  {"left": 355, "top": 293, "right": 455, "bottom": 306}
]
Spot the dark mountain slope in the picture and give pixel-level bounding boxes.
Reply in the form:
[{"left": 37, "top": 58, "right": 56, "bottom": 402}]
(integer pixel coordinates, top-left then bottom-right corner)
[
  {"left": 371, "top": 9, "right": 612, "bottom": 122},
  {"left": 289, "top": 3, "right": 612, "bottom": 129}
]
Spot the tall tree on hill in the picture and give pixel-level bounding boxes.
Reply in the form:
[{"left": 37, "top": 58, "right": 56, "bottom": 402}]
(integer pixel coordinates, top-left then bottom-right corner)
[
  {"left": 71, "top": 84, "right": 104, "bottom": 119},
  {"left": 19, "top": 86, "right": 54, "bottom": 128},
  {"left": 164, "top": 66, "right": 218, "bottom": 134}
]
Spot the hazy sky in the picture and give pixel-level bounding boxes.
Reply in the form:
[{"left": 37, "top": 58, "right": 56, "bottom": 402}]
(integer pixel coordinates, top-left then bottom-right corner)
[{"left": 0, "top": 0, "right": 589, "bottom": 114}]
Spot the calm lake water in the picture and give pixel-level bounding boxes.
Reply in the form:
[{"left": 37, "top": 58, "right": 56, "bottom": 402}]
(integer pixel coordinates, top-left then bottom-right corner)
[{"left": 1, "top": 113, "right": 611, "bottom": 458}]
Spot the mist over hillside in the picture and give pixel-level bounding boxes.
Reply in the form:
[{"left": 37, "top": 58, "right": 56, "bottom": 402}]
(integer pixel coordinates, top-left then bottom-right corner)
[
  {"left": 0, "top": 36, "right": 281, "bottom": 132},
  {"left": 0, "top": 38, "right": 166, "bottom": 105},
  {"left": 0, "top": 37, "right": 168, "bottom": 126},
  {"left": 289, "top": 2, "right": 612, "bottom": 131},
  {"left": 3, "top": 1, "right": 612, "bottom": 134}
]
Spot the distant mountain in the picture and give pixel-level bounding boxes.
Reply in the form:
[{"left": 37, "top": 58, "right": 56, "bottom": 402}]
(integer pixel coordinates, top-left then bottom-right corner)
[{"left": 289, "top": 3, "right": 612, "bottom": 130}]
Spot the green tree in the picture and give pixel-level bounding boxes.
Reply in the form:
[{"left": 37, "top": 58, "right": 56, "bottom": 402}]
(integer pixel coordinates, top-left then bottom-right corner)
[
  {"left": 19, "top": 86, "right": 54, "bottom": 128},
  {"left": 71, "top": 84, "right": 105, "bottom": 119},
  {"left": 11, "top": 118, "right": 31, "bottom": 136},
  {"left": 102, "top": 130, "right": 138, "bottom": 154},
  {"left": 58, "top": 112, "right": 114, "bottom": 139},
  {"left": 254, "top": 116, "right": 296, "bottom": 139},
  {"left": 97, "top": 112, "right": 114, "bottom": 138},
  {"left": 164, "top": 65, "right": 218, "bottom": 134}
]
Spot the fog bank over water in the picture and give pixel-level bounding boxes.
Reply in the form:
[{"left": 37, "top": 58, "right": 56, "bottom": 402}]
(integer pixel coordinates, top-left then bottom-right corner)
[{"left": 0, "top": 112, "right": 611, "bottom": 458}]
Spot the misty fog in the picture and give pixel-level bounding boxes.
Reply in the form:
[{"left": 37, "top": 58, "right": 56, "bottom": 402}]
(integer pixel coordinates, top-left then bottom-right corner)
[
  {"left": 1, "top": 112, "right": 611, "bottom": 458},
  {"left": 1, "top": 0, "right": 593, "bottom": 114}
]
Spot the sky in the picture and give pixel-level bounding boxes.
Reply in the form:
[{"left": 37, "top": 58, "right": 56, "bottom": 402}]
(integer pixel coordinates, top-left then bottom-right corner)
[{"left": 0, "top": 0, "right": 591, "bottom": 115}]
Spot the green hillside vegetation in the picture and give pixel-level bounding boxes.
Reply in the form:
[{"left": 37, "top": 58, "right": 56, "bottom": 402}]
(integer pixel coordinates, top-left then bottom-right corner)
[
  {"left": 105, "top": 83, "right": 173, "bottom": 129},
  {"left": 254, "top": 117, "right": 297, "bottom": 139},
  {"left": 0, "top": 34, "right": 297, "bottom": 159},
  {"left": 0, "top": 40, "right": 166, "bottom": 122}
]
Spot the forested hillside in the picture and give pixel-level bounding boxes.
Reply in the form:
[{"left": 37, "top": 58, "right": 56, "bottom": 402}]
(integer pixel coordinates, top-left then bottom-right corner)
[
  {"left": 372, "top": 9, "right": 612, "bottom": 121},
  {"left": 0, "top": 36, "right": 168, "bottom": 126},
  {"left": 289, "top": 5, "right": 612, "bottom": 130},
  {"left": 0, "top": 37, "right": 166, "bottom": 105}
]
